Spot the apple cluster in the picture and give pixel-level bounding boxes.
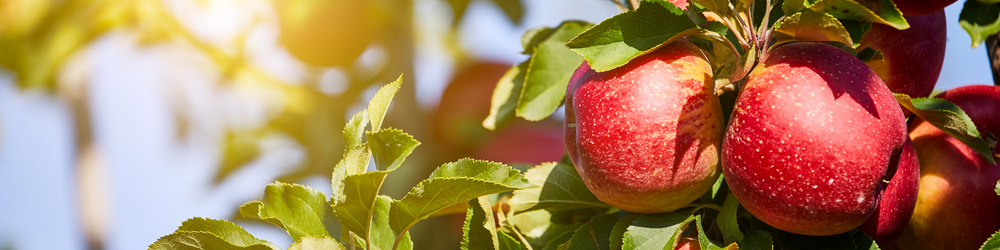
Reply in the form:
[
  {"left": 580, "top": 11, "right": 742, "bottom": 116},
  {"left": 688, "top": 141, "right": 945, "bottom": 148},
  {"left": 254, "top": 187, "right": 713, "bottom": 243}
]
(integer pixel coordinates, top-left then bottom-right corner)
[{"left": 562, "top": 6, "right": 1000, "bottom": 250}]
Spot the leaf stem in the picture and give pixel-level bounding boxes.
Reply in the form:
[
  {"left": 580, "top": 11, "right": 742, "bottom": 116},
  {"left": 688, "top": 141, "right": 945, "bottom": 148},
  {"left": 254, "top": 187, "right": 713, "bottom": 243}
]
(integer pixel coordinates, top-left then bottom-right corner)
[{"left": 505, "top": 224, "right": 535, "bottom": 250}]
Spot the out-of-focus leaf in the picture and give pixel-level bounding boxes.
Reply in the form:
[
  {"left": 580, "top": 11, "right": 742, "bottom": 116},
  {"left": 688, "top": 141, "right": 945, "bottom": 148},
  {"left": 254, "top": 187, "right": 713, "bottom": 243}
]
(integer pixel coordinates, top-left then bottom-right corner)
[
  {"left": 508, "top": 162, "right": 608, "bottom": 213},
  {"left": 959, "top": 0, "right": 1000, "bottom": 47},
  {"left": 483, "top": 61, "right": 528, "bottom": 131},
  {"left": 389, "top": 159, "right": 535, "bottom": 239},
  {"left": 239, "top": 182, "right": 331, "bottom": 241},
  {"left": 287, "top": 237, "right": 344, "bottom": 250},
  {"left": 216, "top": 131, "right": 264, "bottom": 183},
  {"left": 447, "top": 0, "right": 473, "bottom": 26},
  {"left": 516, "top": 21, "right": 591, "bottom": 121},
  {"left": 462, "top": 196, "right": 499, "bottom": 250},
  {"left": 566, "top": 0, "right": 698, "bottom": 72},
  {"left": 488, "top": 0, "right": 524, "bottom": 24},
  {"left": 148, "top": 217, "right": 281, "bottom": 250},
  {"left": 896, "top": 94, "right": 997, "bottom": 165}
]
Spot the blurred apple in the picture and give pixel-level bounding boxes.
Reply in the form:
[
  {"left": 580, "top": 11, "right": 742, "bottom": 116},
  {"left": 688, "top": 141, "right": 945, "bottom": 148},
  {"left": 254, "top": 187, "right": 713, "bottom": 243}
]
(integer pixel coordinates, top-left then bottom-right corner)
[
  {"left": 272, "top": 0, "right": 375, "bottom": 67},
  {"left": 431, "top": 62, "right": 509, "bottom": 151}
]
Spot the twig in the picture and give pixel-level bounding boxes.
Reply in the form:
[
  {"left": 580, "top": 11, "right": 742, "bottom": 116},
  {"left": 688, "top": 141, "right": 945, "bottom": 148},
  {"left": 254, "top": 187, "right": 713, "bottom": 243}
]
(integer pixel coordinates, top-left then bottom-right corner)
[
  {"left": 609, "top": 0, "right": 629, "bottom": 12},
  {"left": 987, "top": 34, "right": 1000, "bottom": 86},
  {"left": 630, "top": 0, "right": 640, "bottom": 10}
]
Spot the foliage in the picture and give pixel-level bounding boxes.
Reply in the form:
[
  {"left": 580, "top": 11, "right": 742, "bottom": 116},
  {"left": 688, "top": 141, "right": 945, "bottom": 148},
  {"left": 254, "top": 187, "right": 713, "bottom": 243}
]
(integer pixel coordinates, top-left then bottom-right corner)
[{"left": 150, "top": 76, "right": 536, "bottom": 250}]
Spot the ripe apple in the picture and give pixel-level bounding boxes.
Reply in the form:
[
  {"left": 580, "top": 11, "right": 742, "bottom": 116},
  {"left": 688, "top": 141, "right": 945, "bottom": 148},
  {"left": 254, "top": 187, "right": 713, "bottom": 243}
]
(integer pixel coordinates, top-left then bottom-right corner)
[
  {"left": 857, "top": 137, "right": 920, "bottom": 247},
  {"left": 860, "top": 11, "right": 946, "bottom": 99},
  {"left": 564, "top": 39, "right": 723, "bottom": 214},
  {"left": 272, "top": 0, "right": 375, "bottom": 67},
  {"left": 473, "top": 124, "right": 565, "bottom": 166},
  {"left": 675, "top": 237, "right": 700, "bottom": 250},
  {"left": 431, "top": 62, "right": 511, "bottom": 152},
  {"left": 892, "top": 0, "right": 956, "bottom": 17},
  {"left": 722, "top": 42, "right": 908, "bottom": 236},
  {"left": 895, "top": 85, "right": 1000, "bottom": 250}
]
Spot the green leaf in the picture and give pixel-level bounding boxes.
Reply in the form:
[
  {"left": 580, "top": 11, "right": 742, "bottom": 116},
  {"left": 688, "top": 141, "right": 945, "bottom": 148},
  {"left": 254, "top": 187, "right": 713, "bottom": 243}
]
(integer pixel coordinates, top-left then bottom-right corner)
[
  {"left": 566, "top": 0, "right": 699, "bottom": 72},
  {"left": 960, "top": 0, "right": 1000, "bottom": 47},
  {"left": 895, "top": 94, "right": 998, "bottom": 165},
  {"left": 566, "top": 213, "right": 620, "bottom": 250},
  {"left": 741, "top": 230, "right": 773, "bottom": 250},
  {"left": 373, "top": 195, "right": 412, "bottom": 250},
  {"left": 690, "top": 0, "right": 733, "bottom": 18},
  {"left": 506, "top": 209, "right": 586, "bottom": 249},
  {"left": 850, "top": 230, "right": 880, "bottom": 250},
  {"left": 980, "top": 231, "right": 1000, "bottom": 250},
  {"left": 368, "top": 75, "right": 402, "bottom": 132},
  {"left": 522, "top": 27, "right": 556, "bottom": 55},
  {"left": 610, "top": 214, "right": 642, "bottom": 250},
  {"left": 695, "top": 215, "right": 725, "bottom": 250},
  {"left": 773, "top": 10, "right": 854, "bottom": 47},
  {"left": 841, "top": 20, "right": 872, "bottom": 48},
  {"left": 783, "top": 0, "right": 818, "bottom": 16},
  {"left": 543, "top": 230, "right": 577, "bottom": 250},
  {"left": 288, "top": 237, "right": 345, "bottom": 250},
  {"left": 332, "top": 144, "right": 372, "bottom": 201},
  {"left": 149, "top": 218, "right": 281, "bottom": 250},
  {"left": 239, "top": 182, "right": 331, "bottom": 241},
  {"left": 508, "top": 162, "right": 609, "bottom": 213},
  {"left": 622, "top": 210, "right": 696, "bottom": 250},
  {"left": 499, "top": 231, "right": 530, "bottom": 250},
  {"left": 717, "top": 191, "right": 744, "bottom": 245},
  {"left": 483, "top": 61, "right": 528, "bottom": 131},
  {"left": 488, "top": 0, "right": 524, "bottom": 24},
  {"left": 367, "top": 128, "right": 419, "bottom": 171},
  {"left": 389, "top": 159, "right": 536, "bottom": 239},
  {"left": 808, "top": 0, "right": 908, "bottom": 30},
  {"left": 344, "top": 109, "right": 369, "bottom": 150},
  {"left": 216, "top": 131, "right": 264, "bottom": 183},
  {"left": 462, "top": 196, "right": 499, "bottom": 250},
  {"left": 516, "top": 21, "right": 592, "bottom": 121},
  {"left": 333, "top": 171, "right": 391, "bottom": 247},
  {"left": 995, "top": 180, "right": 1000, "bottom": 196}
]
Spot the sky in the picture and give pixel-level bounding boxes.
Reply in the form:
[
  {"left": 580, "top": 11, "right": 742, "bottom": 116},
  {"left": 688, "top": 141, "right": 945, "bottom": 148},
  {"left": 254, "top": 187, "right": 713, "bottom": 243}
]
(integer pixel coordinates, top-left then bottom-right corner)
[{"left": 0, "top": 0, "right": 991, "bottom": 250}]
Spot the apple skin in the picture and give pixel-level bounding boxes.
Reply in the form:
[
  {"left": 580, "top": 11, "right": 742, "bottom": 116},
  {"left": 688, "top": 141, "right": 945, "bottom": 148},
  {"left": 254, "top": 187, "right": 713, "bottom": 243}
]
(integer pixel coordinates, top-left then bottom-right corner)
[
  {"left": 564, "top": 39, "right": 723, "bottom": 214},
  {"left": 722, "top": 42, "right": 908, "bottom": 236},
  {"left": 431, "top": 62, "right": 511, "bottom": 151},
  {"left": 892, "top": 0, "right": 956, "bottom": 17},
  {"left": 857, "top": 137, "right": 920, "bottom": 247},
  {"left": 895, "top": 85, "right": 1000, "bottom": 250},
  {"left": 860, "top": 11, "right": 946, "bottom": 99},
  {"left": 675, "top": 237, "right": 701, "bottom": 250},
  {"left": 273, "top": 0, "right": 374, "bottom": 67}
]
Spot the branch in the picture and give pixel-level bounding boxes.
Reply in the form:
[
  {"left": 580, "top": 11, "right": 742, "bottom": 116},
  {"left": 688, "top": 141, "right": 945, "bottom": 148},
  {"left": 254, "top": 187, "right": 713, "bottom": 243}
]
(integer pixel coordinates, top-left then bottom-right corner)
[{"left": 987, "top": 34, "right": 1000, "bottom": 86}]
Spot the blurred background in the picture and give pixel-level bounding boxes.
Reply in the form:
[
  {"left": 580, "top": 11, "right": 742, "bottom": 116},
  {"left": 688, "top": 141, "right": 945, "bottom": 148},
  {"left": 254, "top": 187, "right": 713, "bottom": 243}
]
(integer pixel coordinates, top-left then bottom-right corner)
[{"left": 0, "top": 0, "right": 988, "bottom": 249}]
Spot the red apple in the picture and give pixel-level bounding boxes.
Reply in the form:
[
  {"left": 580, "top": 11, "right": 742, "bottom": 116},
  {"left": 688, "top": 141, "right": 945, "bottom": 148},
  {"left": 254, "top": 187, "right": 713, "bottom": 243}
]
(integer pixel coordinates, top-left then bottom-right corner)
[
  {"left": 860, "top": 11, "right": 946, "bottom": 99},
  {"left": 273, "top": 0, "right": 375, "bottom": 67},
  {"left": 722, "top": 42, "right": 908, "bottom": 236},
  {"left": 896, "top": 85, "right": 1000, "bottom": 250},
  {"left": 473, "top": 124, "right": 565, "bottom": 166},
  {"left": 675, "top": 237, "right": 701, "bottom": 250},
  {"left": 892, "top": 0, "right": 956, "bottom": 17},
  {"left": 431, "top": 62, "right": 510, "bottom": 151},
  {"left": 858, "top": 137, "right": 920, "bottom": 247},
  {"left": 564, "top": 39, "right": 723, "bottom": 214}
]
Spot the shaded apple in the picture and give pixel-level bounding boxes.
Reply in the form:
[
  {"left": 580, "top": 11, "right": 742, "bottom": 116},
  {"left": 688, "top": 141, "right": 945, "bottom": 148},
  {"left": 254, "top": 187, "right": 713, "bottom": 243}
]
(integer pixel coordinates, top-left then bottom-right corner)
[
  {"left": 272, "top": 0, "right": 375, "bottom": 67},
  {"left": 860, "top": 11, "right": 946, "bottom": 99},
  {"left": 896, "top": 85, "right": 1000, "bottom": 250},
  {"left": 892, "top": 0, "right": 956, "bottom": 17},
  {"left": 473, "top": 124, "right": 565, "bottom": 166},
  {"left": 565, "top": 39, "right": 723, "bottom": 214},
  {"left": 431, "top": 62, "right": 511, "bottom": 152},
  {"left": 858, "top": 137, "right": 920, "bottom": 247},
  {"left": 722, "top": 42, "right": 908, "bottom": 236}
]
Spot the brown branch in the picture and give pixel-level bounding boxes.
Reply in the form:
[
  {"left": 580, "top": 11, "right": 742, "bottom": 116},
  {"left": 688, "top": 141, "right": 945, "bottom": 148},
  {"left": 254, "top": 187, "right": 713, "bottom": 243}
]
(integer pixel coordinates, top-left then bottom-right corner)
[{"left": 987, "top": 34, "right": 1000, "bottom": 86}]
